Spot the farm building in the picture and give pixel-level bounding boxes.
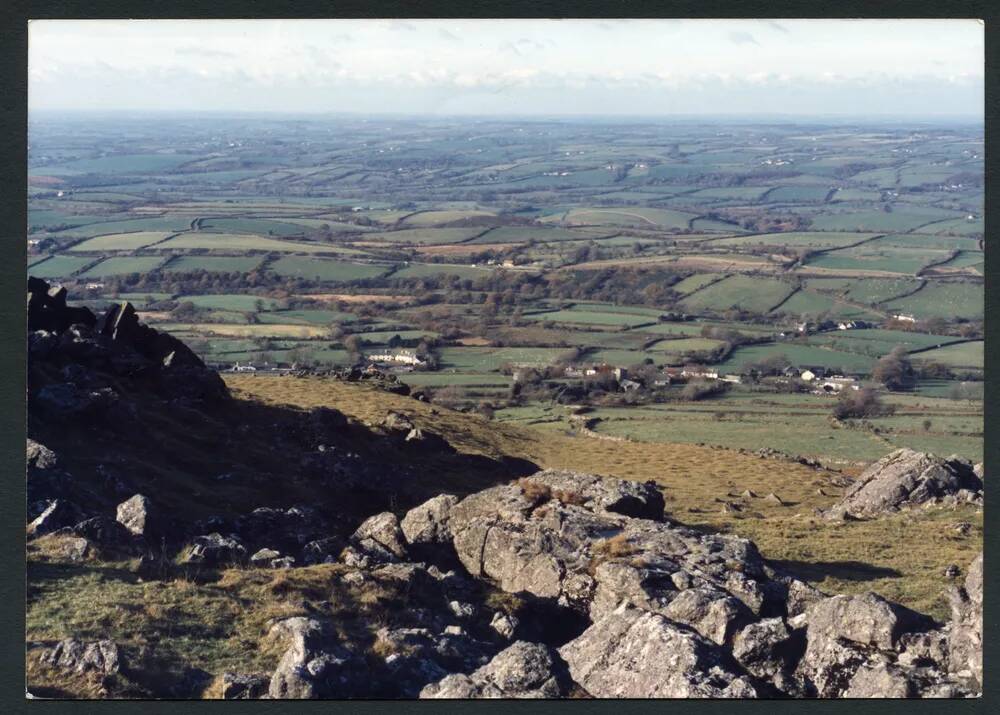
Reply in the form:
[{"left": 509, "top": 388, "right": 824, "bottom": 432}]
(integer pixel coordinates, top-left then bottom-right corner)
[
  {"left": 368, "top": 350, "right": 426, "bottom": 367},
  {"left": 814, "top": 376, "right": 860, "bottom": 394}
]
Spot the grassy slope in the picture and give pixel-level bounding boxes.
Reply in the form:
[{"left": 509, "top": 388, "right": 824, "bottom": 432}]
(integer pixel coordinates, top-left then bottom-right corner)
[{"left": 227, "top": 375, "right": 982, "bottom": 619}]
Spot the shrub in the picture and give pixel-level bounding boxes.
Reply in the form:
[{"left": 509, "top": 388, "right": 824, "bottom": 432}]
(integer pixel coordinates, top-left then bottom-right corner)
[{"left": 832, "top": 388, "right": 896, "bottom": 419}]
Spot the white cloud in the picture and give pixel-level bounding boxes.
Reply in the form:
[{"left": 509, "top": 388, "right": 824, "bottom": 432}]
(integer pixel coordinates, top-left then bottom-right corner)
[{"left": 27, "top": 19, "right": 984, "bottom": 117}]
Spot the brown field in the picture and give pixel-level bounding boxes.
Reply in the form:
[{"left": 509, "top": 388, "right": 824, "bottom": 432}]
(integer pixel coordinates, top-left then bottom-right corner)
[
  {"left": 225, "top": 375, "right": 982, "bottom": 619},
  {"left": 164, "top": 323, "right": 329, "bottom": 338},
  {"left": 303, "top": 293, "right": 415, "bottom": 305},
  {"left": 414, "top": 243, "right": 519, "bottom": 256}
]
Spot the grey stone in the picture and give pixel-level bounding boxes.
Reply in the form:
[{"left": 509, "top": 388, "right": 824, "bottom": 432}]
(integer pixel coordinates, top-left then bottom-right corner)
[
  {"left": 401, "top": 494, "right": 458, "bottom": 546},
  {"left": 827, "top": 449, "right": 983, "bottom": 519},
  {"left": 558, "top": 604, "right": 759, "bottom": 698},
  {"left": 421, "top": 641, "right": 569, "bottom": 699}
]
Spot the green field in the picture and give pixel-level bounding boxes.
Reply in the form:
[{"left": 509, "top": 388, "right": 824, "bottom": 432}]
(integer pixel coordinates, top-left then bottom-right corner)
[
  {"left": 649, "top": 337, "right": 726, "bottom": 353},
  {"left": 805, "top": 277, "right": 924, "bottom": 305},
  {"left": 178, "top": 294, "right": 281, "bottom": 311},
  {"left": 437, "top": 346, "right": 566, "bottom": 371},
  {"left": 556, "top": 207, "right": 696, "bottom": 229},
  {"left": 77, "top": 256, "right": 166, "bottom": 277},
  {"left": 257, "top": 309, "right": 356, "bottom": 325},
  {"left": 196, "top": 218, "right": 312, "bottom": 236},
  {"left": 366, "top": 227, "right": 487, "bottom": 245},
  {"left": 524, "top": 309, "right": 656, "bottom": 328},
  {"left": 27, "top": 255, "right": 94, "bottom": 279},
  {"left": 34, "top": 153, "right": 198, "bottom": 175},
  {"left": 807, "top": 329, "right": 956, "bottom": 358},
  {"left": 68, "top": 231, "right": 175, "bottom": 252},
  {"left": 161, "top": 256, "right": 265, "bottom": 273},
  {"left": 269, "top": 256, "right": 389, "bottom": 281},
  {"left": 715, "top": 342, "right": 876, "bottom": 374},
  {"left": 158, "top": 233, "right": 361, "bottom": 254},
  {"left": 672, "top": 273, "right": 721, "bottom": 295},
  {"left": 713, "top": 232, "right": 875, "bottom": 249},
  {"left": 764, "top": 186, "right": 833, "bottom": 203},
  {"left": 47, "top": 216, "right": 195, "bottom": 237},
  {"left": 883, "top": 281, "right": 983, "bottom": 320},
  {"left": 910, "top": 341, "right": 983, "bottom": 369},
  {"left": 809, "top": 209, "right": 964, "bottom": 233},
  {"left": 400, "top": 209, "right": 496, "bottom": 226},
  {"left": 771, "top": 290, "right": 880, "bottom": 320},
  {"left": 472, "top": 226, "right": 608, "bottom": 243},
  {"left": 678, "top": 275, "right": 796, "bottom": 314}
]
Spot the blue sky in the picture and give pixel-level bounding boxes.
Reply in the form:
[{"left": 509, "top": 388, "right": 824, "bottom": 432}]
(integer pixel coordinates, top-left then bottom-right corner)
[{"left": 28, "top": 19, "right": 984, "bottom": 118}]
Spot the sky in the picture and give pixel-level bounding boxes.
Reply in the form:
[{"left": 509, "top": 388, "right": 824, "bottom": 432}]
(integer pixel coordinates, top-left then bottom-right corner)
[{"left": 28, "top": 19, "right": 984, "bottom": 119}]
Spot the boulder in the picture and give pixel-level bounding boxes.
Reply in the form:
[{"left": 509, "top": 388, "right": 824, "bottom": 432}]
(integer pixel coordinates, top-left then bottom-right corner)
[
  {"left": 27, "top": 499, "right": 83, "bottom": 537},
  {"left": 250, "top": 548, "right": 282, "bottom": 566},
  {"left": 448, "top": 471, "right": 773, "bottom": 618},
  {"left": 826, "top": 449, "right": 983, "bottom": 519},
  {"left": 797, "top": 593, "right": 935, "bottom": 697},
  {"left": 35, "top": 383, "right": 117, "bottom": 418},
  {"left": 267, "top": 617, "right": 363, "bottom": 699},
  {"left": 40, "top": 638, "right": 121, "bottom": 675},
  {"left": 558, "top": 603, "right": 759, "bottom": 698},
  {"left": 805, "top": 592, "right": 933, "bottom": 652},
  {"left": 731, "top": 617, "right": 797, "bottom": 681},
  {"left": 182, "top": 533, "right": 248, "bottom": 566},
  {"left": 420, "top": 641, "right": 570, "bottom": 699},
  {"left": 401, "top": 494, "right": 459, "bottom": 546},
  {"left": 26, "top": 439, "right": 59, "bottom": 470},
  {"left": 662, "top": 588, "right": 749, "bottom": 645},
  {"left": 220, "top": 672, "right": 270, "bottom": 700},
  {"left": 490, "top": 612, "right": 519, "bottom": 640},
  {"left": 351, "top": 512, "right": 407, "bottom": 559},
  {"left": 302, "top": 536, "right": 346, "bottom": 565},
  {"left": 381, "top": 411, "right": 415, "bottom": 434},
  {"left": 71, "top": 516, "right": 135, "bottom": 547},
  {"left": 116, "top": 494, "right": 155, "bottom": 536}
]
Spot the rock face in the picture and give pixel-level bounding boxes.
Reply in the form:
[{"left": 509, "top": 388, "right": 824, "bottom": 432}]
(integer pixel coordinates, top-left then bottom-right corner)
[
  {"left": 420, "top": 641, "right": 571, "bottom": 698},
  {"left": 27, "top": 277, "right": 227, "bottom": 403},
  {"left": 559, "top": 604, "right": 760, "bottom": 698},
  {"left": 441, "top": 470, "right": 980, "bottom": 699},
  {"left": 947, "top": 552, "right": 983, "bottom": 689},
  {"left": 826, "top": 449, "right": 983, "bottom": 519}
]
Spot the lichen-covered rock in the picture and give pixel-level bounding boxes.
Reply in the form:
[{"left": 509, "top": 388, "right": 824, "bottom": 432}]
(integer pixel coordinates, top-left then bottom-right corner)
[
  {"left": 220, "top": 672, "right": 270, "bottom": 699},
  {"left": 826, "top": 449, "right": 983, "bottom": 519},
  {"left": 182, "top": 533, "right": 248, "bottom": 566},
  {"left": 26, "top": 439, "right": 59, "bottom": 470},
  {"left": 116, "top": 494, "right": 154, "bottom": 536},
  {"left": 558, "top": 603, "right": 759, "bottom": 698},
  {"left": 947, "top": 552, "right": 982, "bottom": 690},
  {"left": 40, "top": 638, "right": 121, "bottom": 675},
  {"left": 449, "top": 471, "right": 776, "bottom": 619},
  {"left": 731, "top": 618, "right": 797, "bottom": 682},
  {"left": 352, "top": 512, "right": 407, "bottom": 559},
  {"left": 420, "top": 641, "right": 570, "bottom": 699},
  {"left": 27, "top": 499, "right": 84, "bottom": 537},
  {"left": 797, "top": 592, "right": 937, "bottom": 697},
  {"left": 401, "top": 494, "right": 458, "bottom": 546}
]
